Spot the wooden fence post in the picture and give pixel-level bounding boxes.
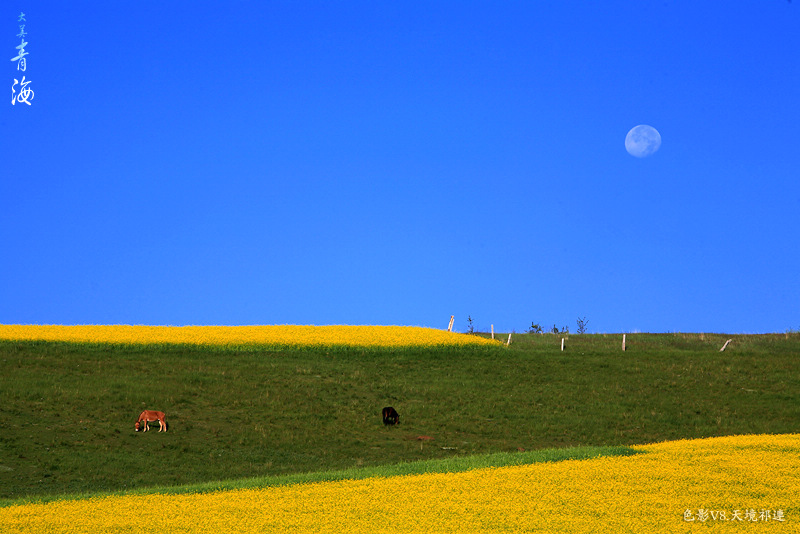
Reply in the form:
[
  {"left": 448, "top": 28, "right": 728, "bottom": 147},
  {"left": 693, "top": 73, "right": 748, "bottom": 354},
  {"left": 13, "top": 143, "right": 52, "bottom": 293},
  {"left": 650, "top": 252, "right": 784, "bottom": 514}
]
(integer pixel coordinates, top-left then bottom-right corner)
[
  {"left": 491, "top": 325, "right": 494, "bottom": 339},
  {"left": 720, "top": 339, "right": 733, "bottom": 352},
  {"left": 448, "top": 315, "right": 454, "bottom": 332}
]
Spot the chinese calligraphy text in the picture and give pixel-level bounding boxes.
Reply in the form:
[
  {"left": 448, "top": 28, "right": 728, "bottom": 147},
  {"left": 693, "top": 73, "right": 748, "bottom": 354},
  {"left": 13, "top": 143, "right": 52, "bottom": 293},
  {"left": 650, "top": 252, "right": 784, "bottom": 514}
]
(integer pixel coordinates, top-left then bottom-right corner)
[{"left": 11, "top": 11, "right": 33, "bottom": 105}]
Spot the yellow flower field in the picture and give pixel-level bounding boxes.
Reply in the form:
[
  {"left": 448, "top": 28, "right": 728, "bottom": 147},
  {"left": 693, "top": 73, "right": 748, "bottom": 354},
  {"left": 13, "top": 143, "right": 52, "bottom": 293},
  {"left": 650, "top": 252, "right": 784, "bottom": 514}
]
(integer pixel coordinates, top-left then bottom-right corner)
[
  {"left": 0, "top": 324, "right": 499, "bottom": 348},
  {"left": 2, "top": 434, "right": 797, "bottom": 533}
]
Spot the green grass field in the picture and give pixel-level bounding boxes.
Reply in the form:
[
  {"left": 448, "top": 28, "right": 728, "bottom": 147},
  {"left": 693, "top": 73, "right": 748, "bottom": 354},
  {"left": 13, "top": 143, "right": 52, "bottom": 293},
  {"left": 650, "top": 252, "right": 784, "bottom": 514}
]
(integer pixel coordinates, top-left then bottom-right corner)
[{"left": 2, "top": 332, "right": 798, "bottom": 504}]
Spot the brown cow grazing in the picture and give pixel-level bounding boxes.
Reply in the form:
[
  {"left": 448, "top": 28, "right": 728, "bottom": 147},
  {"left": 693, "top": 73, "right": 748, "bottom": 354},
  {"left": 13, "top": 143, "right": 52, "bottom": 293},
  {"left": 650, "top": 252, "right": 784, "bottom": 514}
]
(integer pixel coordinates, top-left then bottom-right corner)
[
  {"left": 382, "top": 406, "right": 399, "bottom": 425},
  {"left": 135, "top": 410, "right": 167, "bottom": 432}
]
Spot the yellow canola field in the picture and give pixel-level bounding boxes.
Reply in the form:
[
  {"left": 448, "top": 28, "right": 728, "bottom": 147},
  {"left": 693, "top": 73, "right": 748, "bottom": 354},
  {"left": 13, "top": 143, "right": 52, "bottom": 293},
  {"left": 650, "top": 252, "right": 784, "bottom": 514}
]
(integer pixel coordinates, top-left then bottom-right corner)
[
  {"left": 2, "top": 434, "right": 797, "bottom": 533},
  {"left": 0, "top": 324, "right": 498, "bottom": 348}
]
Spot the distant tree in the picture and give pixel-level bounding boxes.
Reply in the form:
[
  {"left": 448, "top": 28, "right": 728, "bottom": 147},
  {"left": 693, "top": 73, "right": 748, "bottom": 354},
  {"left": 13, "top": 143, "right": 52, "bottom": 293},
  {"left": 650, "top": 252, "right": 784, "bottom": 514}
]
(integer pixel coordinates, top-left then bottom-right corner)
[
  {"left": 528, "top": 322, "right": 543, "bottom": 334},
  {"left": 467, "top": 315, "right": 474, "bottom": 335},
  {"left": 577, "top": 317, "right": 589, "bottom": 334}
]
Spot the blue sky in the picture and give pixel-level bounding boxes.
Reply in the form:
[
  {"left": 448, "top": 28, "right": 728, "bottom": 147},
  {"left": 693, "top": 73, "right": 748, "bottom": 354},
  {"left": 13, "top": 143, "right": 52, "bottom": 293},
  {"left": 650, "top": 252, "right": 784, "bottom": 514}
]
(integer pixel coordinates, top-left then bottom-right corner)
[{"left": 3, "top": 1, "right": 798, "bottom": 333}]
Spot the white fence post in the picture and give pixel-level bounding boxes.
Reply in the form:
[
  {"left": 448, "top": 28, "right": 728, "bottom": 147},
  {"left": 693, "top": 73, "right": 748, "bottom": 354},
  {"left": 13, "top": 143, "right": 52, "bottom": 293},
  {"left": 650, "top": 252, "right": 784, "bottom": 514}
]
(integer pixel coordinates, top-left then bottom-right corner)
[
  {"left": 491, "top": 325, "right": 494, "bottom": 339},
  {"left": 622, "top": 334, "right": 627, "bottom": 352},
  {"left": 720, "top": 339, "right": 733, "bottom": 352},
  {"left": 448, "top": 315, "right": 454, "bottom": 332}
]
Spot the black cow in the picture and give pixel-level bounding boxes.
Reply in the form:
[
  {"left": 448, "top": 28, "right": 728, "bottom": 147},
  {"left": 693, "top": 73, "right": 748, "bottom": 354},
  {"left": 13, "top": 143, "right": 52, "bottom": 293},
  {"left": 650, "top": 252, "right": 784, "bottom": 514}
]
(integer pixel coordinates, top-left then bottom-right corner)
[{"left": 382, "top": 406, "right": 399, "bottom": 425}]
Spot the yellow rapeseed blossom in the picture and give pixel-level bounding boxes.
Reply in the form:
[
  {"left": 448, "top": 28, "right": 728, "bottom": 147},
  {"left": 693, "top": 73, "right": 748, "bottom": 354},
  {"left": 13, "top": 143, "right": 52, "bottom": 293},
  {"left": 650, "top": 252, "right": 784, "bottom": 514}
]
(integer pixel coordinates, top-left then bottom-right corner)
[
  {"left": 0, "top": 324, "right": 499, "bottom": 348},
  {"left": 1, "top": 434, "right": 797, "bottom": 533}
]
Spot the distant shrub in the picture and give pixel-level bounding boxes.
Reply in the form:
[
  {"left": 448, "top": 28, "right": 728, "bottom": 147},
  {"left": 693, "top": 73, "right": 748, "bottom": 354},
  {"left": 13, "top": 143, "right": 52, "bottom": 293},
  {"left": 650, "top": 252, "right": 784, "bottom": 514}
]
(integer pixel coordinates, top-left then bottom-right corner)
[{"left": 577, "top": 317, "right": 589, "bottom": 334}]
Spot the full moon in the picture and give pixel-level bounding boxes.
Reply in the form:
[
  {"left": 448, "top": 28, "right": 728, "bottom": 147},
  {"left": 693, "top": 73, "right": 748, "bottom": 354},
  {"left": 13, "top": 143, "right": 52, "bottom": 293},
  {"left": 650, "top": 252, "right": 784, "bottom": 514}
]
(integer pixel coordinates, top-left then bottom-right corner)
[{"left": 625, "top": 125, "right": 661, "bottom": 157}]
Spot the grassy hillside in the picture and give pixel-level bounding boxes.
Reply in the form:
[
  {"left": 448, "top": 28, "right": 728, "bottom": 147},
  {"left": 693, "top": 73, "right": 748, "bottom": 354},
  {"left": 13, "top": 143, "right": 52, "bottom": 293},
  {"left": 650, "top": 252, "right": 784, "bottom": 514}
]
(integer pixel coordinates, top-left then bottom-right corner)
[{"left": 1, "top": 332, "right": 798, "bottom": 501}]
